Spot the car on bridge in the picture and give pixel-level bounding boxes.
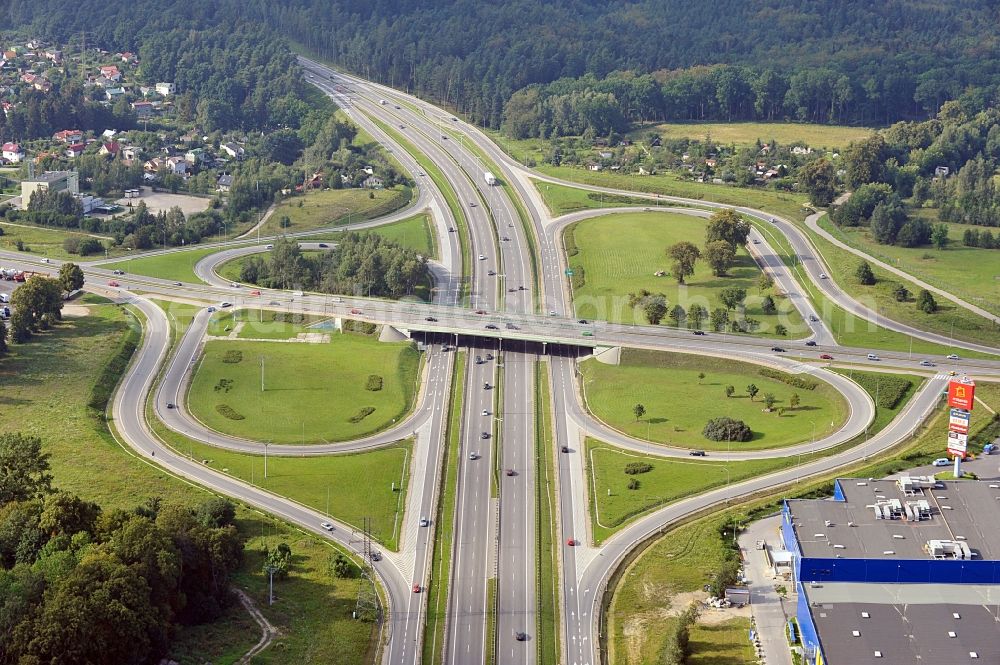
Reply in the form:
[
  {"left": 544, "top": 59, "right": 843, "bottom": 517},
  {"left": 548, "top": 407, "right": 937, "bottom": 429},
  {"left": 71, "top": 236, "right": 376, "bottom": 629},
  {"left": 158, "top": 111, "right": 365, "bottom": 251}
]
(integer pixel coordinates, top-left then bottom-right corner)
[
  {"left": 425, "top": 316, "right": 437, "bottom": 322},
  {"left": 486, "top": 324, "right": 498, "bottom": 330}
]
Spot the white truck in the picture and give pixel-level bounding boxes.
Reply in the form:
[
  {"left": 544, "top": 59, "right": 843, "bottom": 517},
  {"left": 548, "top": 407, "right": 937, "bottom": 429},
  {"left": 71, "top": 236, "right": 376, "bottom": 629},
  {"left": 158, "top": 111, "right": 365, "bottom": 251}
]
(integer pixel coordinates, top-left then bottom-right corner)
[{"left": 483, "top": 171, "right": 497, "bottom": 186}]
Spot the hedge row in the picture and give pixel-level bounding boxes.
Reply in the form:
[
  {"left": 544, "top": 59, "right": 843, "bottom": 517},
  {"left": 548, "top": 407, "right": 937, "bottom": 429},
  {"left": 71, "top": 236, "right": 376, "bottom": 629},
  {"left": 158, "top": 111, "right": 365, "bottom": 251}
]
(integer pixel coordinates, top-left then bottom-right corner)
[
  {"left": 758, "top": 368, "right": 817, "bottom": 390},
  {"left": 849, "top": 373, "right": 913, "bottom": 409}
]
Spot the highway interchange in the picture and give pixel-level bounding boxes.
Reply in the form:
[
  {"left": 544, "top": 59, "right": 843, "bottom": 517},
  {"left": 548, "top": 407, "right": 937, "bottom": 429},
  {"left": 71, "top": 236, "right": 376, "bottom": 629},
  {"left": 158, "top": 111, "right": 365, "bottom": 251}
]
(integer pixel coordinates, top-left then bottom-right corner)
[{"left": 3, "top": 55, "right": 999, "bottom": 665}]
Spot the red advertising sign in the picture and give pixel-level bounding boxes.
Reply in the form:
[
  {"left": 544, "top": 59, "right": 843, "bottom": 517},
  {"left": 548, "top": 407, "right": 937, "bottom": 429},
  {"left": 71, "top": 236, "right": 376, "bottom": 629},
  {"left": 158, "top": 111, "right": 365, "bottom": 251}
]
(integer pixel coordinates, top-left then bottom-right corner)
[{"left": 948, "top": 379, "right": 976, "bottom": 411}]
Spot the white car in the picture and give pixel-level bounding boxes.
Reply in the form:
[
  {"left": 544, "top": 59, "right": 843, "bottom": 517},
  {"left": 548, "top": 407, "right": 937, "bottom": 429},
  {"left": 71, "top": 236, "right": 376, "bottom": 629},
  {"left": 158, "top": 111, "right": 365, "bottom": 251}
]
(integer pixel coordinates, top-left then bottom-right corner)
[
  {"left": 819, "top": 273, "right": 828, "bottom": 279},
  {"left": 220, "top": 302, "right": 233, "bottom": 308},
  {"left": 265, "top": 244, "right": 274, "bottom": 249},
  {"left": 320, "top": 522, "right": 335, "bottom": 531},
  {"left": 946, "top": 354, "right": 960, "bottom": 360},
  {"left": 419, "top": 517, "right": 429, "bottom": 527},
  {"left": 478, "top": 254, "right": 487, "bottom": 261},
  {"left": 469, "top": 452, "right": 479, "bottom": 460},
  {"left": 932, "top": 458, "right": 950, "bottom": 467},
  {"left": 482, "top": 409, "right": 489, "bottom": 416}
]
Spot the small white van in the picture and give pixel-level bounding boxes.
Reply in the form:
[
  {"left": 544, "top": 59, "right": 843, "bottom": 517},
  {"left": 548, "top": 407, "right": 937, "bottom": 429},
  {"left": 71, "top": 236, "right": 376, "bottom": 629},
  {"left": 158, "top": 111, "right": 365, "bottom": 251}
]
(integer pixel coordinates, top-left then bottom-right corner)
[{"left": 867, "top": 353, "right": 880, "bottom": 361}]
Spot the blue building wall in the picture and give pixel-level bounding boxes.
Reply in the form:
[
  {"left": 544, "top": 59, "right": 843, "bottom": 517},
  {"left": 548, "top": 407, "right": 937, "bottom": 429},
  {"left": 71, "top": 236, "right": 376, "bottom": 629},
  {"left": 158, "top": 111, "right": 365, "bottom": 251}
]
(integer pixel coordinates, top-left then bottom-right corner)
[
  {"left": 781, "top": 500, "right": 803, "bottom": 581},
  {"left": 798, "top": 556, "right": 1000, "bottom": 584},
  {"left": 796, "top": 582, "right": 824, "bottom": 665}
]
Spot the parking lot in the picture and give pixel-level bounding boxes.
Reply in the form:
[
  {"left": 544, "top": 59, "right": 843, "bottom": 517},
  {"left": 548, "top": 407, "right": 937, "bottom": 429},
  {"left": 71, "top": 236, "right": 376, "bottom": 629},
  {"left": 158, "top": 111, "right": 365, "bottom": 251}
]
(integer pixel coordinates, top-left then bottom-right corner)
[{"left": 113, "top": 187, "right": 213, "bottom": 216}]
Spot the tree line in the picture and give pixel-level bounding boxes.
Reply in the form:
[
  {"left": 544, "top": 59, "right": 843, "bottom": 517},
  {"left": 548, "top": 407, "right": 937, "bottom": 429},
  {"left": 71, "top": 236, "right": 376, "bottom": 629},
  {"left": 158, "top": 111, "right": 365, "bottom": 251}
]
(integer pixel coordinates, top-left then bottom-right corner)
[
  {"left": 239, "top": 234, "right": 428, "bottom": 299},
  {"left": 0, "top": 432, "right": 244, "bottom": 665}
]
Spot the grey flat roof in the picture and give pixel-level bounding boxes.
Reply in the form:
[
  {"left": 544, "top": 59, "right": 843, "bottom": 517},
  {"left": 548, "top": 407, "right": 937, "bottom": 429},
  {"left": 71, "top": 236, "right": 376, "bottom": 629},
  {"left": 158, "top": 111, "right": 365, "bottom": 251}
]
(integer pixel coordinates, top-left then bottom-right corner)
[
  {"left": 787, "top": 478, "right": 1000, "bottom": 560},
  {"left": 23, "top": 170, "right": 73, "bottom": 183},
  {"left": 804, "top": 583, "right": 1000, "bottom": 665}
]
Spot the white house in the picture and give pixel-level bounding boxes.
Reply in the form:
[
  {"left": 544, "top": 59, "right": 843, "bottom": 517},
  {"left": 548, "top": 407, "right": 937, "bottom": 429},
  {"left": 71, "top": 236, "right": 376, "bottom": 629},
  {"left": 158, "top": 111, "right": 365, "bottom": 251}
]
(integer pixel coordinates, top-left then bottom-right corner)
[
  {"left": 220, "top": 142, "right": 244, "bottom": 159},
  {"left": 2, "top": 142, "right": 24, "bottom": 162},
  {"left": 165, "top": 156, "right": 188, "bottom": 175},
  {"left": 104, "top": 87, "right": 125, "bottom": 101},
  {"left": 363, "top": 175, "right": 384, "bottom": 189},
  {"left": 155, "top": 82, "right": 174, "bottom": 96}
]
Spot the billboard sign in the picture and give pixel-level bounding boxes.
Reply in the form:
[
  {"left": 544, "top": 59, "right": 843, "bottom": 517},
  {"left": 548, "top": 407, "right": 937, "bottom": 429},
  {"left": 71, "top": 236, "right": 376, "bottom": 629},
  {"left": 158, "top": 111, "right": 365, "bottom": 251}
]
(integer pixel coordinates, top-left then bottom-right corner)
[
  {"left": 948, "top": 379, "right": 976, "bottom": 411},
  {"left": 948, "top": 430, "right": 968, "bottom": 455},
  {"left": 949, "top": 408, "right": 971, "bottom": 434}
]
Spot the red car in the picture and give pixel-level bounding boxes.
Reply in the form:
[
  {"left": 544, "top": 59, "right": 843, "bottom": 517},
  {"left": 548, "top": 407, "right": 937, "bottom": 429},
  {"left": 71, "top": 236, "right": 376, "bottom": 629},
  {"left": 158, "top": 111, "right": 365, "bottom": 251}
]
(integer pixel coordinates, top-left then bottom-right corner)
[
  {"left": 819, "top": 354, "right": 833, "bottom": 360},
  {"left": 250, "top": 290, "right": 261, "bottom": 296},
  {"left": 412, "top": 583, "right": 421, "bottom": 593},
  {"left": 505, "top": 468, "right": 515, "bottom": 477},
  {"left": 108, "top": 280, "right": 119, "bottom": 287},
  {"left": 566, "top": 538, "right": 576, "bottom": 546},
  {"left": 350, "top": 308, "right": 362, "bottom": 315}
]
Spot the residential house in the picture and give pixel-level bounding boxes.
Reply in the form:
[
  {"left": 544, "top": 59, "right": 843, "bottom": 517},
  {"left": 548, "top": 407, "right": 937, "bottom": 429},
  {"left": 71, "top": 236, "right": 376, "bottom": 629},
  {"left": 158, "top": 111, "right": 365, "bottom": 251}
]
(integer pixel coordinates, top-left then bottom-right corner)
[
  {"left": 65, "top": 143, "right": 85, "bottom": 159},
  {"left": 122, "top": 146, "right": 141, "bottom": 161},
  {"left": 217, "top": 174, "right": 234, "bottom": 192},
  {"left": 935, "top": 165, "right": 950, "bottom": 178},
  {"left": 2, "top": 102, "right": 14, "bottom": 116},
  {"left": 587, "top": 163, "right": 602, "bottom": 171},
  {"left": 32, "top": 78, "right": 51, "bottom": 93},
  {"left": 99, "top": 141, "right": 121, "bottom": 157},
  {"left": 132, "top": 101, "right": 154, "bottom": 118},
  {"left": 139, "top": 85, "right": 154, "bottom": 97},
  {"left": 3, "top": 50, "right": 16, "bottom": 61},
  {"left": 53, "top": 129, "right": 84, "bottom": 143},
  {"left": 184, "top": 148, "right": 205, "bottom": 165},
  {"left": 220, "top": 142, "right": 244, "bottom": 159},
  {"left": 119, "top": 52, "right": 136, "bottom": 64},
  {"left": 598, "top": 151, "right": 613, "bottom": 159},
  {"left": 155, "top": 82, "right": 174, "bottom": 96},
  {"left": 165, "top": 156, "right": 188, "bottom": 175},
  {"left": 44, "top": 49, "right": 62, "bottom": 63},
  {"left": 99, "top": 65, "right": 121, "bottom": 81},
  {"left": 19, "top": 72, "right": 36, "bottom": 85},
  {"left": 362, "top": 175, "right": 384, "bottom": 189},
  {"left": 105, "top": 87, "right": 125, "bottom": 101},
  {"left": 791, "top": 146, "right": 813, "bottom": 155},
  {"left": 102, "top": 129, "right": 118, "bottom": 139},
  {"left": 2, "top": 142, "right": 24, "bottom": 162},
  {"left": 307, "top": 172, "right": 324, "bottom": 189},
  {"left": 705, "top": 158, "right": 717, "bottom": 168},
  {"left": 143, "top": 158, "right": 162, "bottom": 173}
]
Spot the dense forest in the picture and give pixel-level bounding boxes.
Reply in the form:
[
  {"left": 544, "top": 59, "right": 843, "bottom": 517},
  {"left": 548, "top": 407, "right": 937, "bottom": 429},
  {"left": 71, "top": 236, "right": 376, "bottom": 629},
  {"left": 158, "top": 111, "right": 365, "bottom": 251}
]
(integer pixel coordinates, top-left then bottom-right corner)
[
  {"left": 9, "top": 1, "right": 1000, "bottom": 133},
  {"left": 0, "top": 432, "right": 244, "bottom": 665},
  {"left": 240, "top": 235, "right": 429, "bottom": 298}
]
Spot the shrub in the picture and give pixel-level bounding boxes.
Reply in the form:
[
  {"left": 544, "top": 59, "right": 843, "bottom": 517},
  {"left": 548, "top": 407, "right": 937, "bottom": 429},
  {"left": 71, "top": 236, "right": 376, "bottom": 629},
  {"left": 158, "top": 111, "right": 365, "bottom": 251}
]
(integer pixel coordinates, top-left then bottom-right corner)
[
  {"left": 342, "top": 319, "right": 377, "bottom": 335},
  {"left": 624, "top": 462, "right": 653, "bottom": 475},
  {"left": 759, "top": 368, "right": 817, "bottom": 390},
  {"left": 348, "top": 406, "right": 375, "bottom": 423},
  {"left": 222, "top": 350, "right": 243, "bottom": 364},
  {"left": 216, "top": 404, "right": 245, "bottom": 420},
  {"left": 366, "top": 374, "right": 383, "bottom": 391},
  {"left": 702, "top": 417, "right": 753, "bottom": 442},
  {"left": 213, "top": 378, "right": 234, "bottom": 393},
  {"left": 627, "top": 478, "right": 639, "bottom": 490},
  {"left": 848, "top": 372, "right": 912, "bottom": 409}
]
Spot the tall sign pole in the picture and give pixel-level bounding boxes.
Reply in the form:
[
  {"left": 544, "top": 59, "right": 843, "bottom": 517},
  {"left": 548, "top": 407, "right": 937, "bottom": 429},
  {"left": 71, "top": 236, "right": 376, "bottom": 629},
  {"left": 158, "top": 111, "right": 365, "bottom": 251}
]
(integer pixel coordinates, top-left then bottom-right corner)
[{"left": 946, "top": 377, "right": 975, "bottom": 476}]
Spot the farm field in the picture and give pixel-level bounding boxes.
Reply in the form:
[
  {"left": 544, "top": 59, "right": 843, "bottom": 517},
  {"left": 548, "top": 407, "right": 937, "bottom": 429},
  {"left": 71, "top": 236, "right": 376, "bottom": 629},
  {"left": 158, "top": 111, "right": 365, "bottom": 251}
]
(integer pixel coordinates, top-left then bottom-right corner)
[{"left": 631, "top": 121, "right": 874, "bottom": 148}]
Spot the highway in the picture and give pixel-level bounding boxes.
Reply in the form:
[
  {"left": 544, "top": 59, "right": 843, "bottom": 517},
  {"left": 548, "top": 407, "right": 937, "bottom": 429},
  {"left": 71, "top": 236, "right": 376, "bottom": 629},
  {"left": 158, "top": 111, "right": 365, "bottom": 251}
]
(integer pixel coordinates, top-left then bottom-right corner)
[{"left": 2, "top": 53, "right": 993, "bottom": 665}]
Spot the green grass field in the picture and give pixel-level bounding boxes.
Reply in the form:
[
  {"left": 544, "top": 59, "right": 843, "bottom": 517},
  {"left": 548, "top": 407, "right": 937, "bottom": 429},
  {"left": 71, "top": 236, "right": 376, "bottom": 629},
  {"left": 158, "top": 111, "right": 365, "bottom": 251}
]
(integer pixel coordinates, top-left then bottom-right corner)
[
  {"left": 537, "top": 165, "right": 811, "bottom": 222},
  {"left": 0, "top": 221, "right": 117, "bottom": 261},
  {"left": 0, "top": 296, "right": 375, "bottom": 662},
  {"left": 103, "top": 244, "right": 246, "bottom": 284},
  {"left": 803, "top": 213, "right": 1000, "bottom": 348},
  {"left": 818, "top": 215, "right": 1000, "bottom": 318},
  {"left": 187, "top": 332, "right": 420, "bottom": 444},
  {"left": 260, "top": 186, "right": 412, "bottom": 235},
  {"left": 587, "top": 438, "right": 793, "bottom": 543},
  {"left": 567, "top": 211, "right": 807, "bottom": 336},
  {"left": 633, "top": 121, "right": 873, "bottom": 148},
  {"left": 535, "top": 180, "right": 657, "bottom": 216},
  {"left": 580, "top": 349, "right": 848, "bottom": 450}
]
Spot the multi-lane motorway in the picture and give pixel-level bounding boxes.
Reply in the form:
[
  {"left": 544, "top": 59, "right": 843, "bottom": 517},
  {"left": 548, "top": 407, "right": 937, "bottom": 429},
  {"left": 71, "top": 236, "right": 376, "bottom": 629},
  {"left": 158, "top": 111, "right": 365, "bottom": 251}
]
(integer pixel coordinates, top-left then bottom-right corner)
[{"left": 3, "top": 53, "right": 997, "bottom": 665}]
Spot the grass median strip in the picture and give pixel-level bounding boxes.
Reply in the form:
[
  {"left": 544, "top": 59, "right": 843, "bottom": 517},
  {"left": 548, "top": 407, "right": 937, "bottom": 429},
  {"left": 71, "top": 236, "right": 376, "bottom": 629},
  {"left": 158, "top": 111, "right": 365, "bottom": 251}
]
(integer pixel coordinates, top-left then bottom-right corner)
[
  {"left": 423, "top": 350, "right": 466, "bottom": 664},
  {"left": 535, "top": 361, "right": 561, "bottom": 665}
]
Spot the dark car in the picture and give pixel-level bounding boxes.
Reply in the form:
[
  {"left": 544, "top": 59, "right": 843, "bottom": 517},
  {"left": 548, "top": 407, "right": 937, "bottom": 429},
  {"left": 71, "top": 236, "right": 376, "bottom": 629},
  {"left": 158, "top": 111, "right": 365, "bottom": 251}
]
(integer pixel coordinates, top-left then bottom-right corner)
[
  {"left": 484, "top": 382, "right": 491, "bottom": 390},
  {"left": 166, "top": 402, "right": 175, "bottom": 409},
  {"left": 506, "top": 322, "right": 519, "bottom": 330},
  {"left": 506, "top": 469, "right": 515, "bottom": 476},
  {"left": 805, "top": 340, "right": 817, "bottom": 347},
  {"left": 693, "top": 330, "right": 706, "bottom": 336},
  {"left": 514, "top": 631, "right": 527, "bottom": 641},
  {"left": 771, "top": 346, "right": 786, "bottom": 352},
  {"left": 425, "top": 316, "right": 438, "bottom": 322},
  {"left": 561, "top": 445, "right": 569, "bottom": 453},
  {"left": 318, "top": 243, "right": 329, "bottom": 248},
  {"left": 481, "top": 432, "right": 490, "bottom": 439},
  {"left": 485, "top": 324, "right": 498, "bottom": 330},
  {"left": 689, "top": 450, "right": 706, "bottom": 457},
  {"left": 578, "top": 319, "right": 588, "bottom": 324}
]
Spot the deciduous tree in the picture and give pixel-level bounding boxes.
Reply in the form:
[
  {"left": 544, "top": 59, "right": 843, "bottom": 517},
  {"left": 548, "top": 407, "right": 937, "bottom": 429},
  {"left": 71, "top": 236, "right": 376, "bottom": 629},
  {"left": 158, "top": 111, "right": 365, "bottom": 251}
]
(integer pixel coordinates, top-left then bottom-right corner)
[{"left": 666, "top": 242, "right": 701, "bottom": 284}]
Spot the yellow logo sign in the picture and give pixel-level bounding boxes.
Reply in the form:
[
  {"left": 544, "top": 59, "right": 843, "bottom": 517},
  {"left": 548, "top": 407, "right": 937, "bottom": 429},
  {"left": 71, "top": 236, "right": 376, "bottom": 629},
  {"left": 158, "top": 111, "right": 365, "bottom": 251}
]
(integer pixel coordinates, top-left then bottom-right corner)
[{"left": 955, "top": 386, "right": 967, "bottom": 398}]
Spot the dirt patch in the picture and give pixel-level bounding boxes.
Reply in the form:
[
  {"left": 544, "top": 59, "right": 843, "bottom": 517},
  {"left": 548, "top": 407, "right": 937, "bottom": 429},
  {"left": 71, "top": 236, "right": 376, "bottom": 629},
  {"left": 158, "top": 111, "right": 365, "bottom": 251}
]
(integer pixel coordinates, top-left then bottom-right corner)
[{"left": 62, "top": 304, "right": 90, "bottom": 318}]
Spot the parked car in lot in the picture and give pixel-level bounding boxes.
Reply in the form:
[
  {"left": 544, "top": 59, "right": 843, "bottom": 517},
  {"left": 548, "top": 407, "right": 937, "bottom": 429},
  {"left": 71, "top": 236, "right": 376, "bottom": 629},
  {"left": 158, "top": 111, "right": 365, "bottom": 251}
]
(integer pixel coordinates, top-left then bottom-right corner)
[{"left": 933, "top": 458, "right": 951, "bottom": 467}]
